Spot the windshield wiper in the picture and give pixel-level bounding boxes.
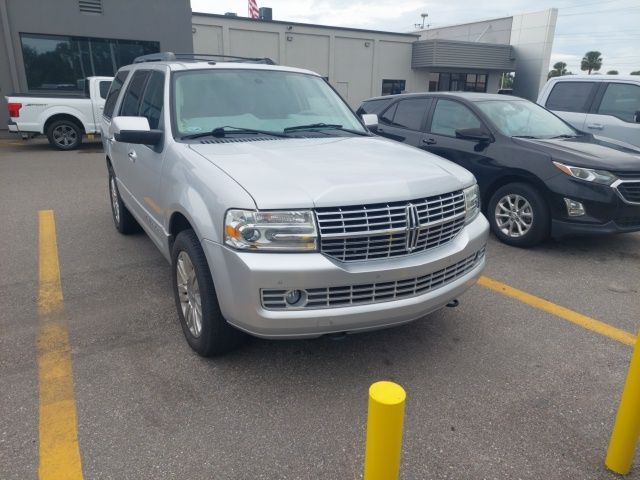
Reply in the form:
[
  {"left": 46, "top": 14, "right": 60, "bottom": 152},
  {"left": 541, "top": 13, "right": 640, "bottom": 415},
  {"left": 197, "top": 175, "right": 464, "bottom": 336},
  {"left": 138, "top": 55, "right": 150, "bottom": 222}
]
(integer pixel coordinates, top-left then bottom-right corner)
[
  {"left": 549, "top": 134, "right": 581, "bottom": 139},
  {"left": 512, "top": 135, "right": 539, "bottom": 139},
  {"left": 283, "top": 123, "right": 369, "bottom": 136},
  {"left": 181, "top": 126, "right": 290, "bottom": 140}
]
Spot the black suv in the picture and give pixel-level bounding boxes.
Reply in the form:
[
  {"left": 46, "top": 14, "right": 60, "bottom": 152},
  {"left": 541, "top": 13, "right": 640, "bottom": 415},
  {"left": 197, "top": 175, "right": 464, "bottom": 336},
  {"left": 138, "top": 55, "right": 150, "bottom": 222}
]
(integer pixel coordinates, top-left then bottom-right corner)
[{"left": 358, "top": 92, "right": 640, "bottom": 247}]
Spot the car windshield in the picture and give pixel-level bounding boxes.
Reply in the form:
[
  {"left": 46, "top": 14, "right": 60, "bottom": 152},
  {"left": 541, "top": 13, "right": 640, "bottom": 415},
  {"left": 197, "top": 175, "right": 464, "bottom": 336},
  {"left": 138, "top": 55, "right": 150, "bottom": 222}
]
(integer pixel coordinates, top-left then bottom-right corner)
[
  {"left": 475, "top": 99, "right": 578, "bottom": 138},
  {"left": 172, "top": 69, "right": 365, "bottom": 137}
]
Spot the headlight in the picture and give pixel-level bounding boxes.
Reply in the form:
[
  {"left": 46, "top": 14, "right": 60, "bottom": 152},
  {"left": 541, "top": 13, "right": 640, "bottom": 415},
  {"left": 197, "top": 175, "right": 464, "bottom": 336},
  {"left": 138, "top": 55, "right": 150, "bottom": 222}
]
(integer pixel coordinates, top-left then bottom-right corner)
[
  {"left": 224, "top": 209, "right": 317, "bottom": 251},
  {"left": 463, "top": 184, "right": 480, "bottom": 224},
  {"left": 553, "top": 161, "right": 618, "bottom": 186}
]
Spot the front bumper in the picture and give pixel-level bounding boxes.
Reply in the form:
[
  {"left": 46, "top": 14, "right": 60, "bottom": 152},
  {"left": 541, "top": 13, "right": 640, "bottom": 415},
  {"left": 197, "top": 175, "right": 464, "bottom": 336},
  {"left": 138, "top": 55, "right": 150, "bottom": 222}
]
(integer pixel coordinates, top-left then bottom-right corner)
[
  {"left": 202, "top": 214, "right": 489, "bottom": 339},
  {"left": 546, "top": 175, "right": 640, "bottom": 237}
]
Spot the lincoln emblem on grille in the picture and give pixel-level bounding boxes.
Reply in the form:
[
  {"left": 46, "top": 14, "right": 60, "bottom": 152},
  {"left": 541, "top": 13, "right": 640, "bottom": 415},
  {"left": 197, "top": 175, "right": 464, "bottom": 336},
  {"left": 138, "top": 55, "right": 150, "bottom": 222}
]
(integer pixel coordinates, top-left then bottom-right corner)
[{"left": 405, "top": 203, "right": 420, "bottom": 251}]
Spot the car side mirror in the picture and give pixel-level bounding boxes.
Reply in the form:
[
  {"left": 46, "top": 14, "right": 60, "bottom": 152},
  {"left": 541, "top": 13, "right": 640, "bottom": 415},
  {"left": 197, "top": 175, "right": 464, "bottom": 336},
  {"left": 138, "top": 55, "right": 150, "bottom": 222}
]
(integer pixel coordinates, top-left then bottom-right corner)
[
  {"left": 111, "top": 116, "right": 162, "bottom": 145},
  {"left": 634, "top": 111, "right": 640, "bottom": 123},
  {"left": 455, "top": 128, "right": 493, "bottom": 143},
  {"left": 361, "top": 113, "right": 378, "bottom": 131}
]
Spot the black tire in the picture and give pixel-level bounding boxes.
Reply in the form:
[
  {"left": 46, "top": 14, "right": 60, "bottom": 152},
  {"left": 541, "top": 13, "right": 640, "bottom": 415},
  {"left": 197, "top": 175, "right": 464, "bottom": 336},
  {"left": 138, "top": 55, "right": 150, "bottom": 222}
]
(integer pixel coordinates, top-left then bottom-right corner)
[
  {"left": 46, "top": 119, "right": 82, "bottom": 150},
  {"left": 487, "top": 182, "right": 550, "bottom": 247},
  {"left": 108, "top": 166, "right": 141, "bottom": 234},
  {"left": 171, "top": 229, "right": 246, "bottom": 357}
]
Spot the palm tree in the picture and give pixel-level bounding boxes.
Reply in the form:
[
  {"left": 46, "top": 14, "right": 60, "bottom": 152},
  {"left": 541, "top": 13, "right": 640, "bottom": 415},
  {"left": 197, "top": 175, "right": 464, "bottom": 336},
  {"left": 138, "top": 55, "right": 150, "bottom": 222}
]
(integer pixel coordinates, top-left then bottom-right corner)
[
  {"left": 581, "top": 51, "right": 603, "bottom": 74},
  {"left": 606, "top": 70, "right": 618, "bottom": 75},
  {"left": 548, "top": 62, "right": 569, "bottom": 79}
]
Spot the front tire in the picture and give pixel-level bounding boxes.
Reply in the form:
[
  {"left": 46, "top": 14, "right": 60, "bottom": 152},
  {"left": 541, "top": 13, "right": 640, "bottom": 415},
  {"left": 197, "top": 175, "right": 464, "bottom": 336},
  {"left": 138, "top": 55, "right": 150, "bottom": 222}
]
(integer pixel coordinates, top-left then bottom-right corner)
[
  {"left": 47, "top": 119, "right": 82, "bottom": 150},
  {"left": 488, "top": 182, "right": 549, "bottom": 247},
  {"left": 171, "top": 230, "right": 246, "bottom": 357}
]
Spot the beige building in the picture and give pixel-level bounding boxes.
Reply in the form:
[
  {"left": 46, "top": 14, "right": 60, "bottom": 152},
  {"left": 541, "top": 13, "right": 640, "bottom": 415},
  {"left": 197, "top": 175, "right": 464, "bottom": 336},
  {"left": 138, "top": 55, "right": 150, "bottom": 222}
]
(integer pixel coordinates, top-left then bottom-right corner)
[{"left": 192, "top": 9, "right": 557, "bottom": 109}]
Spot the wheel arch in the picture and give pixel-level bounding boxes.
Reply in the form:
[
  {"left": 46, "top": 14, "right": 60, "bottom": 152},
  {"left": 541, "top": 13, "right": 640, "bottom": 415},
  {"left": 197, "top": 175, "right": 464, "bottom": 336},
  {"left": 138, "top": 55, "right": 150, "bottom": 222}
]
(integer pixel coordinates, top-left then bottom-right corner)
[
  {"left": 482, "top": 173, "right": 551, "bottom": 214},
  {"left": 44, "top": 113, "right": 86, "bottom": 135}
]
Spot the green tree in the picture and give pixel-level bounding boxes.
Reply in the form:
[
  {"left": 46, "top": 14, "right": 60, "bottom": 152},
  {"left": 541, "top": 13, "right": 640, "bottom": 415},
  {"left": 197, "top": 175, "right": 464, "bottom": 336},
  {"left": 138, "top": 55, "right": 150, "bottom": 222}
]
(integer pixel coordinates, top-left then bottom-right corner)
[
  {"left": 500, "top": 72, "right": 514, "bottom": 88},
  {"left": 548, "top": 61, "right": 569, "bottom": 79},
  {"left": 631, "top": 71, "right": 640, "bottom": 75},
  {"left": 606, "top": 70, "right": 619, "bottom": 75},
  {"left": 581, "top": 51, "right": 603, "bottom": 74}
]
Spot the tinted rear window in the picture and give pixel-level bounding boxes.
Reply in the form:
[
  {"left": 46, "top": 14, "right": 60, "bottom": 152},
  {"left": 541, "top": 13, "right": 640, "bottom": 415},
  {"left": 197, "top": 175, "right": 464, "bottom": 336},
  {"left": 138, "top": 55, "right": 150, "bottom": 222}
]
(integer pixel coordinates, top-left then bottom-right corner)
[
  {"left": 545, "top": 82, "right": 596, "bottom": 113},
  {"left": 119, "top": 70, "right": 150, "bottom": 117},
  {"left": 392, "top": 98, "right": 429, "bottom": 131},
  {"left": 103, "top": 71, "right": 128, "bottom": 119}
]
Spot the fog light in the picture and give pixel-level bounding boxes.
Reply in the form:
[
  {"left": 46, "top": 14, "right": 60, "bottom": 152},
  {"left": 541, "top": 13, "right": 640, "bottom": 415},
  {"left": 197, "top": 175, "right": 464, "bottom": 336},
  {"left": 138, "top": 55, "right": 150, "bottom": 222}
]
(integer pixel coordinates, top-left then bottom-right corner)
[
  {"left": 285, "top": 289, "right": 306, "bottom": 306},
  {"left": 564, "top": 198, "right": 585, "bottom": 217}
]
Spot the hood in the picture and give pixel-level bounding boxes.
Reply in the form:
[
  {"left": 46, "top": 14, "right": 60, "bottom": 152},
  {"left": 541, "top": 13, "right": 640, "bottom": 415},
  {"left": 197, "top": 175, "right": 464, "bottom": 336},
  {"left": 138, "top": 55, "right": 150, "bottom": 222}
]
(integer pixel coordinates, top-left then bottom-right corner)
[
  {"left": 189, "top": 136, "right": 474, "bottom": 209},
  {"left": 512, "top": 136, "right": 640, "bottom": 171}
]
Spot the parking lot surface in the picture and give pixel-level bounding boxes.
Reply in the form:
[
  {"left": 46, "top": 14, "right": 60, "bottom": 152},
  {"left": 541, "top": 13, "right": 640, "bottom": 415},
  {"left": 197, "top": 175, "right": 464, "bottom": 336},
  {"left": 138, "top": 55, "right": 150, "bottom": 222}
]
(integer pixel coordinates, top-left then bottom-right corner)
[{"left": 1, "top": 137, "right": 639, "bottom": 479}]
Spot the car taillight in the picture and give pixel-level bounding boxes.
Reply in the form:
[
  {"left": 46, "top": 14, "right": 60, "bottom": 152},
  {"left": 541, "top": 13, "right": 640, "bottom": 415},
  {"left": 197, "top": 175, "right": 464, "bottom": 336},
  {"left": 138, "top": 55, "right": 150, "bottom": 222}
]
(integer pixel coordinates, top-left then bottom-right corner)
[{"left": 8, "top": 102, "right": 22, "bottom": 118}]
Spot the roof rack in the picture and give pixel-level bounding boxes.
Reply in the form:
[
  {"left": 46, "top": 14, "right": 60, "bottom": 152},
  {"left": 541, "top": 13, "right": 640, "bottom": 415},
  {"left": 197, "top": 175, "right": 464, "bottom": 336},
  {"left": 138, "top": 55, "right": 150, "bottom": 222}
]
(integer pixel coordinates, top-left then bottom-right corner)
[{"left": 133, "top": 52, "right": 277, "bottom": 65}]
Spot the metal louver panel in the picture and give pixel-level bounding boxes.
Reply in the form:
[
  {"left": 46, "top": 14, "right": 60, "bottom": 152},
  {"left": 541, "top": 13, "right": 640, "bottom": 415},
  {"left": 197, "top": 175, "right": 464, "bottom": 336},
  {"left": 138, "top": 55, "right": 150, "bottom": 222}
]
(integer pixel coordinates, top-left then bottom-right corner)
[{"left": 79, "top": 0, "right": 103, "bottom": 14}]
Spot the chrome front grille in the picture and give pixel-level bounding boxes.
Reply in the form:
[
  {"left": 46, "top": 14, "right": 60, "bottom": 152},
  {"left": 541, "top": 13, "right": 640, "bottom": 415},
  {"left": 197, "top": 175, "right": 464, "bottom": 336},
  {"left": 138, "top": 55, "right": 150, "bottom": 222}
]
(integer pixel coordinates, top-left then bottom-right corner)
[
  {"left": 261, "top": 247, "right": 485, "bottom": 310},
  {"left": 616, "top": 181, "right": 640, "bottom": 204},
  {"left": 315, "top": 190, "right": 466, "bottom": 262}
]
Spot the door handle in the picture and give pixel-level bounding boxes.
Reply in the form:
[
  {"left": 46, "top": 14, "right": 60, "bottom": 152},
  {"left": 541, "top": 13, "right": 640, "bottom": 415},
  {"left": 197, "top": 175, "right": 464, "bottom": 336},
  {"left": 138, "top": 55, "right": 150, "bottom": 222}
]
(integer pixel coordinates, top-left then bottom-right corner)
[
  {"left": 127, "top": 150, "right": 137, "bottom": 162},
  {"left": 587, "top": 123, "right": 604, "bottom": 130},
  {"left": 422, "top": 138, "right": 437, "bottom": 145}
]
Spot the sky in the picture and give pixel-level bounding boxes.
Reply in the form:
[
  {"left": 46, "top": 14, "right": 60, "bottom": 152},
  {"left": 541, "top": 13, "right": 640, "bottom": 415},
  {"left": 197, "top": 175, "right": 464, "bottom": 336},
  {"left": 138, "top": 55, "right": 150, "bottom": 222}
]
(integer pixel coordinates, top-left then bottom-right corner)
[{"left": 190, "top": 0, "right": 640, "bottom": 75}]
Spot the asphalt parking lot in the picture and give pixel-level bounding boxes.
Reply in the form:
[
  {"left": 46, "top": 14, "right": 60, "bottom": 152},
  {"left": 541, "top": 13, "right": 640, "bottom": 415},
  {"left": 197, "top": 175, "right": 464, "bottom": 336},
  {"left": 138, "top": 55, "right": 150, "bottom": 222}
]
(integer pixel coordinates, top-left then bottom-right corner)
[{"left": 1, "top": 136, "right": 639, "bottom": 480}]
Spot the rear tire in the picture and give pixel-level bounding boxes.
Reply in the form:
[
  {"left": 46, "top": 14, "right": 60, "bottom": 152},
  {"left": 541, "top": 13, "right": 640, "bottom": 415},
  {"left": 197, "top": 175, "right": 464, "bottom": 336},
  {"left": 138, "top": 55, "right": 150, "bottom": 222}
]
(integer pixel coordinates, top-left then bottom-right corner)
[
  {"left": 108, "top": 166, "right": 140, "bottom": 234},
  {"left": 47, "top": 119, "right": 82, "bottom": 150},
  {"left": 488, "top": 182, "right": 549, "bottom": 247},
  {"left": 171, "top": 229, "right": 246, "bottom": 357}
]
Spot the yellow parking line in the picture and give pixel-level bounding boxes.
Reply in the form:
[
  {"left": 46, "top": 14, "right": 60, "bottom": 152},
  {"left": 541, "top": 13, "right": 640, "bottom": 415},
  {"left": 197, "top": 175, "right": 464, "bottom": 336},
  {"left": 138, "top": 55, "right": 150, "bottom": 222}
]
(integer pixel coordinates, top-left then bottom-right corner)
[
  {"left": 478, "top": 276, "right": 636, "bottom": 347},
  {"left": 38, "top": 210, "right": 83, "bottom": 480}
]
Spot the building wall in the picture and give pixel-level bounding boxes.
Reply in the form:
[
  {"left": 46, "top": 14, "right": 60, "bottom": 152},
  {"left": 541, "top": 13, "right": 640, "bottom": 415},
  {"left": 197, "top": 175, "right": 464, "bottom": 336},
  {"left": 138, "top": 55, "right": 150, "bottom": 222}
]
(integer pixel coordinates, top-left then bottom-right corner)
[
  {"left": 510, "top": 9, "right": 558, "bottom": 100},
  {"left": 417, "top": 17, "right": 513, "bottom": 44},
  {"left": 0, "top": 0, "right": 193, "bottom": 128},
  {"left": 193, "top": 14, "right": 421, "bottom": 109},
  {"left": 415, "top": 9, "right": 557, "bottom": 100}
]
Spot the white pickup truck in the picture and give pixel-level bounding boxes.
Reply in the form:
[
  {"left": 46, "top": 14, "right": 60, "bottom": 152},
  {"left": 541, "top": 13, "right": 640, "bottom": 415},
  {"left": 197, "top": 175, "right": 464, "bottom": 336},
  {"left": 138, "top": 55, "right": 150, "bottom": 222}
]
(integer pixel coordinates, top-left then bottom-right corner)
[{"left": 5, "top": 76, "right": 112, "bottom": 150}]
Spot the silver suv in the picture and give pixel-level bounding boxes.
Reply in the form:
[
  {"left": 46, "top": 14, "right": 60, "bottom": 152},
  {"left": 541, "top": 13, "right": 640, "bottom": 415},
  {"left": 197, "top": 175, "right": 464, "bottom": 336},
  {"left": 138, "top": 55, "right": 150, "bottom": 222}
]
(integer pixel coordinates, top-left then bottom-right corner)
[{"left": 101, "top": 53, "right": 489, "bottom": 356}]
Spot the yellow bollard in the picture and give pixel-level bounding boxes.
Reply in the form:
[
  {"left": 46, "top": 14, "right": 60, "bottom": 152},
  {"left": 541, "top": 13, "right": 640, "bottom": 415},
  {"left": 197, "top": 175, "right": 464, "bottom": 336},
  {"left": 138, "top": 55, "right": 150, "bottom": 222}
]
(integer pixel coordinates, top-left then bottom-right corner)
[
  {"left": 605, "top": 331, "right": 640, "bottom": 475},
  {"left": 363, "top": 381, "right": 406, "bottom": 480}
]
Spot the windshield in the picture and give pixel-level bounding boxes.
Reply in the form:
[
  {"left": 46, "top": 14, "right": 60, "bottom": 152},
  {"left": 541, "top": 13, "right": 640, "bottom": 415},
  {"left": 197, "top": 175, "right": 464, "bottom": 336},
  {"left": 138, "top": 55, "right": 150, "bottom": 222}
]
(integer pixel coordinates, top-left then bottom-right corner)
[
  {"left": 475, "top": 99, "right": 578, "bottom": 138},
  {"left": 172, "top": 69, "right": 365, "bottom": 137}
]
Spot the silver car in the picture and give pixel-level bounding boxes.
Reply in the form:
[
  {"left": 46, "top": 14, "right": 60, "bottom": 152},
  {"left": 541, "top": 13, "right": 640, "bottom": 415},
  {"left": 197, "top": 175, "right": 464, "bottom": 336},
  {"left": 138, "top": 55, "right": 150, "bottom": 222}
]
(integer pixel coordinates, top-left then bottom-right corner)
[{"left": 101, "top": 53, "right": 489, "bottom": 356}]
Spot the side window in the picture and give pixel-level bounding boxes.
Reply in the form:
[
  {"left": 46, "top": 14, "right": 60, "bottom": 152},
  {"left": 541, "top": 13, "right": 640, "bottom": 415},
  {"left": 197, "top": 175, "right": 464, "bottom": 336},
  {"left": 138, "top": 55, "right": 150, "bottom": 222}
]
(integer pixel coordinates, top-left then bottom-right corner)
[
  {"left": 545, "top": 82, "right": 596, "bottom": 113},
  {"left": 359, "top": 99, "right": 393, "bottom": 116},
  {"left": 430, "top": 99, "right": 481, "bottom": 137},
  {"left": 98, "top": 81, "right": 111, "bottom": 99},
  {"left": 119, "top": 70, "right": 150, "bottom": 117},
  {"left": 392, "top": 98, "right": 430, "bottom": 131},
  {"left": 597, "top": 83, "right": 640, "bottom": 122},
  {"left": 139, "top": 71, "right": 164, "bottom": 129},
  {"left": 103, "top": 70, "right": 129, "bottom": 119},
  {"left": 380, "top": 103, "right": 398, "bottom": 125}
]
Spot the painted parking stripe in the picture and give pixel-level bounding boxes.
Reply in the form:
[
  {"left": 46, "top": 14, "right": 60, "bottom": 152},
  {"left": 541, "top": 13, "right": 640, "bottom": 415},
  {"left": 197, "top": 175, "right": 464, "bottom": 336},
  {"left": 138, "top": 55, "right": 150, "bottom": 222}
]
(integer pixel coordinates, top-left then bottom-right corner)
[
  {"left": 478, "top": 275, "right": 636, "bottom": 347},
  {"left": 38, "top": 210, "right": 84, "bottom": 480}
]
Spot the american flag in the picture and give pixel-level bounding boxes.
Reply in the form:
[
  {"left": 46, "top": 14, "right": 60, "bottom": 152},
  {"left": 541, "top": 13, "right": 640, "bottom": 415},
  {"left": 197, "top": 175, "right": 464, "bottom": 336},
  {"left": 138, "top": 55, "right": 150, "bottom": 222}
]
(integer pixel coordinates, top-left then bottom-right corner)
[{"left": 248, "top": 0, "right": 259, "bottom": 19}]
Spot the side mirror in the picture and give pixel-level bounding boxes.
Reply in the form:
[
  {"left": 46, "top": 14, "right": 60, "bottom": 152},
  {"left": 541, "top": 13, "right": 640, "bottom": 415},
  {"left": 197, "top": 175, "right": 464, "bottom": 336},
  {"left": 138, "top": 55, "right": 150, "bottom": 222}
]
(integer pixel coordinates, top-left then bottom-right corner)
[
  {"left": 361, "top": 113, "right": 378, "bottom": 131},
  {"left": 111, "top": 116, "right": 162, "bottom": 145},
  {"left": 455, "top": 128, "right": 493, "bottom": 143},
  {"left": 634, "top": 111, "right": 640, "bottom": 123}
]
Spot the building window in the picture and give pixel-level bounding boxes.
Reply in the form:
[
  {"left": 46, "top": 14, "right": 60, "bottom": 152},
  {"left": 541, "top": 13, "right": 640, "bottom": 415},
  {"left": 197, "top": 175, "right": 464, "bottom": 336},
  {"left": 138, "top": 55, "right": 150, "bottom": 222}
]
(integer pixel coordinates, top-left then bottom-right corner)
[
  {"left": 436, "top": 73, "right": 487, "bottom": 93},
  {"left": 20, "top": 33, "right": 159, "bottom": 91},
  {"left": 381, "top": 79, "right": 406, "bottom": 96}
]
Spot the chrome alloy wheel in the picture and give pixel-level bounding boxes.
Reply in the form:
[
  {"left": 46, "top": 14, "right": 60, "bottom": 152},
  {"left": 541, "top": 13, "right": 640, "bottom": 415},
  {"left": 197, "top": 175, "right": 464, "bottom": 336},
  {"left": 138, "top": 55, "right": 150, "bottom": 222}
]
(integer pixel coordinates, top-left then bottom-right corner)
[
  {"left": 176, "top": 251, "right": 203, "bottom": 338},
  {"left": 495, "top": 194, "right": 533, "bottom": 238},
  {"left": 109, "top": 176, "right": 120, "bottom": 224},
  {"left": 52, "top": 124, "right": 78, "bottom": 148}
]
